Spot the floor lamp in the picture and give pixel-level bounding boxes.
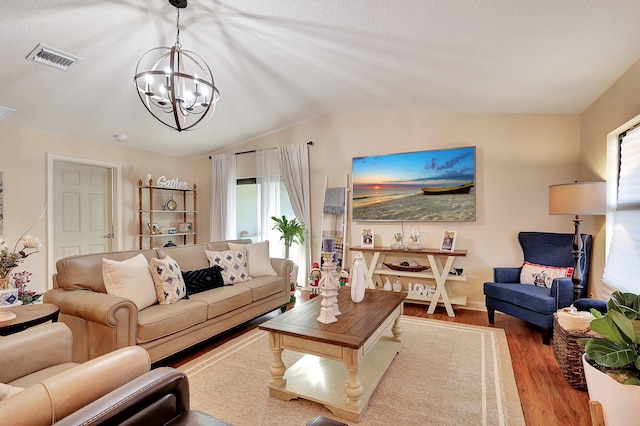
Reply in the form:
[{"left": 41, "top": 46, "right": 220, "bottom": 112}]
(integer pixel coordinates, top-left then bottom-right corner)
[{"left": 549, "top": 182, "right": 606, "bottom": 301}]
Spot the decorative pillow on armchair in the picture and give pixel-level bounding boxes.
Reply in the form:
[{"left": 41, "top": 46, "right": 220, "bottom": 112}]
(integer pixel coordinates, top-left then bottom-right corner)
[
  {"left": 520, "top": 261, "right": 574, "bottom": 288},
  {"left": 182, "top": 265, "right": 225, "bottom": 295},
  {"left": 205, "top": 249, "right": 250, "bottom": 284},
  {"left": 149, "top": 255, "right": 187, "bottom": 304}
]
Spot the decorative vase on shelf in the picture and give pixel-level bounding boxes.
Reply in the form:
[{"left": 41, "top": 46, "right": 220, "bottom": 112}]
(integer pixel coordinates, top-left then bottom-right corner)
[
  {"left": 0, "top": 277, "right": 9, "bottom": 290},
  {"left": 393, "top": 278, "right": 403, "bottom": 292},
  {"left": 383, "top": 278, "right": 392, "bottom": 291},
  {"left": 390, "top": 232, "right": 404, "bottom": 250},
  {"left": 408, "top": 225, "right": 422, "bottom": 249}
]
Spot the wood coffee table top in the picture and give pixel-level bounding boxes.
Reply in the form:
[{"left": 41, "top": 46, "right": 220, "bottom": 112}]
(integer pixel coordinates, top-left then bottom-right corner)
[{"left": 259, "top": 287, "right": 406, "bottom": 349}]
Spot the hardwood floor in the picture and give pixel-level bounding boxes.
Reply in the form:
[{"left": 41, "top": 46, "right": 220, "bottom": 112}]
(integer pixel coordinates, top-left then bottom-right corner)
[{"left": 163, "top": 299, "right": 591, "bottom": 426}]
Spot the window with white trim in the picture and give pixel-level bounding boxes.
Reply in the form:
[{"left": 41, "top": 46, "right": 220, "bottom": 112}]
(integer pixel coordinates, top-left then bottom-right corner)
[{"left": 603, "top": 128, "right": 640, "bottom": 293}]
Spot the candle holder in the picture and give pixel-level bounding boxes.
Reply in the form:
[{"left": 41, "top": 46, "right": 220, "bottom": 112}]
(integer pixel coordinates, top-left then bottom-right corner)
[{"left": 317, "top": 251, "right": 339, "bottom": 324}]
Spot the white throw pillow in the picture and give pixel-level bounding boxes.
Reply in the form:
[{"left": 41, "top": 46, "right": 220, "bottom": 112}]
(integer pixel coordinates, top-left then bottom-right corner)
[
  {"left": 102, "top": 254, "right": 158, "bottom": 310},
  {"left": 149, "top": 255, "right": 187, "bottom": 304},
  {"left": 520, "top": 261, "right": 574, "bottom": 288},
  {"left": 228, "top": 241, "right": 277, "bottom": 277},
  {"left": 205, "top": 249, "right": 251, "bottom": 284}
]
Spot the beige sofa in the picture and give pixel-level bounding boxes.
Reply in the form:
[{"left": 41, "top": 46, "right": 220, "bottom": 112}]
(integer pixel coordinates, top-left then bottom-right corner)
[{"left": 44, "top": 240, "right": 293, "bottom": 363}]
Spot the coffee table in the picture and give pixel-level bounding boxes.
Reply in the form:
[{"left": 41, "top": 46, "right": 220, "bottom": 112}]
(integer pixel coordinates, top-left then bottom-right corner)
[
  {"left": 0, "top": 303, "right": 60, "bottom": 336},
  {"left": 259, "top": 287, "right": 406, "bottom": 422}
]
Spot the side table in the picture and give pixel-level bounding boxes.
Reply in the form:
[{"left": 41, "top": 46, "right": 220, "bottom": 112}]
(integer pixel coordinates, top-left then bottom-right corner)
[{"left": 0, "top": 303, "right": 60, "bottom": 336}]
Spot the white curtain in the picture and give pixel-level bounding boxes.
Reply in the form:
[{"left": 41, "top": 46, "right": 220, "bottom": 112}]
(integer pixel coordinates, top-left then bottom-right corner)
[
  {"left": 210, "top": 153, "right": 237, "bottom": 241},
  {"left": 256, "top": 148, "right": 282, "bottom": 256},
  {"left": 278, "top": 142, "right": 311, "bottom": 283},
  {"left": 603, "top": 129, "right": 640, "bottom": 293}
]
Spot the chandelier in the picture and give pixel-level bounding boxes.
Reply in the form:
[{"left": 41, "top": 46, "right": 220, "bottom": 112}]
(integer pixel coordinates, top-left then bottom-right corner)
[{"left": 133, "top": 0, "right": 219, "bottom": 131}]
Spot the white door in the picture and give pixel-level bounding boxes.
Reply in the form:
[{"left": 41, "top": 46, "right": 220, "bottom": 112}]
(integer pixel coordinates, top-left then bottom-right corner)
[{"left": 53, "top": 161, "right": 114, "bottom": 259}]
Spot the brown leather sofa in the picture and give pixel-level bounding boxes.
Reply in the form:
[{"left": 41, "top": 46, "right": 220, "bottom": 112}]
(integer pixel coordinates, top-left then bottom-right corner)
[
  {"left": 44, "top": 240, "right": 293, "bottom": 363},
  {"left": 0, "top": 323, "right": 151, "bottom": 425},
  {"left": 54, "top": 367, "right": 230, "bottom": 426}
]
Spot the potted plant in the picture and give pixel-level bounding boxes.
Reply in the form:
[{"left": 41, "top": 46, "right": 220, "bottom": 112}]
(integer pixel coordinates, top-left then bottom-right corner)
[
  {"left": 579, "top": 291, "right": 640, "bottom": 425},
  {"left": 271, "top": 215, "right": 305, "bottom": 260}
]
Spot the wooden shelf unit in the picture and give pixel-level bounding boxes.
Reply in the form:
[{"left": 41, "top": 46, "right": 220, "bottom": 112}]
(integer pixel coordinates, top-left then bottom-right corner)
[{"left": 138, "top": 180, "right": 197, "bottom": 249}]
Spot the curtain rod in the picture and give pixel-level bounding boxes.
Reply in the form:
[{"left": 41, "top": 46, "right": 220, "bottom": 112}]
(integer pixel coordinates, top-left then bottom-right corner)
[{"left": 209, "top": 141, "right": 313, "bottom": 159}]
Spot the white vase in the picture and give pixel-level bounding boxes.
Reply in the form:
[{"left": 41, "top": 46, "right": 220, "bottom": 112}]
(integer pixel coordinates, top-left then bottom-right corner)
[
  {"left": 582, "top": 354, "right": 640, "bottom": 426},
  {"left": 383, "top": 278, "right": 392, "bottom": 291},
  {"left": 350, "top": 254, "right": 366, "bottom": 303}
]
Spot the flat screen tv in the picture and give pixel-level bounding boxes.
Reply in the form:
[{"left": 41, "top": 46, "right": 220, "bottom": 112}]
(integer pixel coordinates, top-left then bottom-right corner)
[{"left": 351, "top": 146, "right": 476, "bottom": 222}]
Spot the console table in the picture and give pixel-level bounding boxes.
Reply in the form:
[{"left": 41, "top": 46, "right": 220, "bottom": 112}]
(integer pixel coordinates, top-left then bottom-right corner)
[{"left": 349, "top": 246, "right": 467, "bottom": 317}]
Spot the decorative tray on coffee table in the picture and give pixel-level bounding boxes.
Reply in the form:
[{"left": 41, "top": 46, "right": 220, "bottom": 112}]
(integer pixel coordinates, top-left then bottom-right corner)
[
  {"left": 0, "top": 300, "right": 22, "bottom": 322},
  {"left": 382, "top": 263, "right": 429, "bottom": 272}
]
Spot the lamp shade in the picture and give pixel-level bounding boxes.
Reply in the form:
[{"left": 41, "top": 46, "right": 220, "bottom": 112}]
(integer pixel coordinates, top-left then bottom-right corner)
[{"left": 548, "top": 182, "right": 606, "bottom": 216}]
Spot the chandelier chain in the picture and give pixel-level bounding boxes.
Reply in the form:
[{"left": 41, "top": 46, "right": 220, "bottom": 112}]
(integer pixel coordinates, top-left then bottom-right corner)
[{"left": 175, "top": 7, "right": 182, "bottom": 49}]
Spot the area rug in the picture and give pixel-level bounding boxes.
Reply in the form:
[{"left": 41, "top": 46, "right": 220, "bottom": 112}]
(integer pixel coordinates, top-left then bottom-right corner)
[{"left": 181, "top": 316, "right": 525, "bottom": 425}]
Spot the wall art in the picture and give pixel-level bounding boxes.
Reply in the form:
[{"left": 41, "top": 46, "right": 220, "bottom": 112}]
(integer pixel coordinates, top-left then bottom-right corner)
[{"left": 351, "top": 146, "right": 476, "bottom": 221}]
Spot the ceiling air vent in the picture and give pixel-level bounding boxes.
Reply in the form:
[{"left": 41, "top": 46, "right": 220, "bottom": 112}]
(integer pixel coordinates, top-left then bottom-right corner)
[{"left": 26, "top": 43, "right": 80, "bottom": 71}]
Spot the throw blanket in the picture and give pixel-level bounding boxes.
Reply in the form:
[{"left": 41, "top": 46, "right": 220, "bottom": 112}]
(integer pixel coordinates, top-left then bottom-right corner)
[{"left": 323, "top": 187, "right": 345, "bottom": 215}]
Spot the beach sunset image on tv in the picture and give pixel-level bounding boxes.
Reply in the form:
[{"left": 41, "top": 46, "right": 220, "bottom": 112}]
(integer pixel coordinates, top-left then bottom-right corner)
[{"left": 351, "top": 146, "right": 476, "bottom": 221}]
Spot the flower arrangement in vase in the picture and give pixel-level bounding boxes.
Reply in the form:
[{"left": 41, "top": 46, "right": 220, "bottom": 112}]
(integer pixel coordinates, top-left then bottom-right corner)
[
  {"left": 11, "top": 271, "right": 41, "bottom": 304},
  {"left": 0, "top": 234, "right": 41, "bottom": 289},
  {"left": 0, "top": 205, "right": 46, "bottom": 291}
]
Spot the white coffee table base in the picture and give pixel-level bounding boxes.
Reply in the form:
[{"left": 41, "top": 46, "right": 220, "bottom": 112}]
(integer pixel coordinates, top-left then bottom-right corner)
[{"left": 267, "top": 306, "right": 403, "bottom": 423}]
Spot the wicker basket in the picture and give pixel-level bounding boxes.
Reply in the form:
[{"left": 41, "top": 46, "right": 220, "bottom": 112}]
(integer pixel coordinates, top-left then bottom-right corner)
[{"left": 553, "top": 314, "right": 601, "bottom": 391}]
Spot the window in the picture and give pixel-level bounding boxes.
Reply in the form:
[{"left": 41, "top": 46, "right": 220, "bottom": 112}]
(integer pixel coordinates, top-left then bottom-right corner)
[
  {"left": 603, "top": 128, "right": 640, "bottom": 293},
  {"left": 235, "top": 177, "right": 295, "bottom": 258}
]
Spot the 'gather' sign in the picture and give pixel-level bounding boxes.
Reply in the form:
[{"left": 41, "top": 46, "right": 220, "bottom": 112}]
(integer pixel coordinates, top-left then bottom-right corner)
[{"left": 156, "top": 176, "right": 189, "bottom": 189}]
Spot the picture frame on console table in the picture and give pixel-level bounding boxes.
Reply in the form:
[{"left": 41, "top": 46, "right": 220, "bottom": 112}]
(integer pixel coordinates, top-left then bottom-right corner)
[
  {"left": 440, "top": 230, "right": 456, "bottom": 252},
  {"left": 361, "top": 228, "right": 374, "bottom": 248}
]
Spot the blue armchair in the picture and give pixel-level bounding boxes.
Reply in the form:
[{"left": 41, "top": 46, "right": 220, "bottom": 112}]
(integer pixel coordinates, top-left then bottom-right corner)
[{"left": 483, "top": 232, "right": 592, "bottom": 344}]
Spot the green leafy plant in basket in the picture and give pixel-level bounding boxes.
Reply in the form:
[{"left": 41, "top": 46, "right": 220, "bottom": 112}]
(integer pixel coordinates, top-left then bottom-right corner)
[{"left": 579, "top": 291, "right": 640, "bottom": 385}]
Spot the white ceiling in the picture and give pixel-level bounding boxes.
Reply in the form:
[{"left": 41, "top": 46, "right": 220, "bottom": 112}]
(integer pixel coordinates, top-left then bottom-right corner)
[{"left": 2, "top": 1, "right": 640, "bottom": 158}]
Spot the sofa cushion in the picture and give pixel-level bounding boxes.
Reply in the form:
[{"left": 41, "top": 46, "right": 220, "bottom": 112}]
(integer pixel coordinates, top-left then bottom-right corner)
[
  {"left": 0, "top": 383, "right": 23, "bottom": 400},
  {"left": 156, "top": 244, "right": 210, "bottom": 272},
  {"left": 205, "top": 249, "right": 250, "bottom": 284},
  {"left": 228, "top": 241, "right": 277, "bottom": 277},
  {"left": 102, "top": 254, "right": 157, "bottom": 310},
  {"left": 182, "top": 265, "right": 225, "bottom": 295},
  {"left": 234, "top": 275, "right": 284, "bottom": 302},
  {"left": 137, "top": 300, "right": 208, "bottom": 343},
  {"left": 187, "top": 286, "right": 252, "bottom": 319},
  {"left": 149, "top": 255, "right": 187, "bottom": 304},
  {"left": 520, "top": 261, "right": 573, "bottom": 288}
]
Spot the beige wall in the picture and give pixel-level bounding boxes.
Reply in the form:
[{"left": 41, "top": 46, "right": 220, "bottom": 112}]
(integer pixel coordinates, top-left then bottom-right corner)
[
  {"left": 0, "top": 123, "right": 211, "bottom": 293},
  {"left": 217, "top": 113, "right": 582, "bottom": 309},
  {"left": 580, "top": 58, "right": 640, "bottom": 298},
  {"left": 6, "top": 56, "right": 639, "bottom": 306}
]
